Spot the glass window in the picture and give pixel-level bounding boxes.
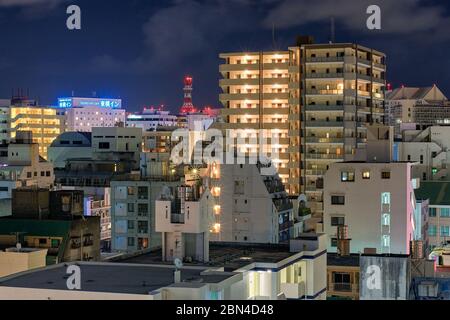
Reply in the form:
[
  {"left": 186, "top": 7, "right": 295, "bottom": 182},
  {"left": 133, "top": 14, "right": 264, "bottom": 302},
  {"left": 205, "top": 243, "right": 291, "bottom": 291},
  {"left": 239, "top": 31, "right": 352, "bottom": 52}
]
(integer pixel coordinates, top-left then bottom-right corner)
[
  {"left": 429, "top": 208, "right": 437, "bottom": 217},
  {"left": 382, "top": 235, "right": 390, "bottom": 247},
  {"left": 128, "top": 220, "right": 135, "bottom": 230},
  {"left": 234, "top": 180, "right": 245, "bottom": 194},
  {"left": 138, "top": 186, "right": 148, "bottom": 199},
  {"left": 341, "top": 171, "right": 355, "bottom": 182},
  {"left": 381, "top": 171, "right": 391, "bottom": 179},
  {"left": 362, "top": 171, "right": 370, "bottom": 179},
  {"left": 440, "top": 226, "right": 450, "bottom": 237},
  {"left": 127, "top": 203, "right": 135, "bottom": 213},
  {"left": 331, "top": 195, "right": 345, "bottom": 205},
  {"left": 382, "top": 213, "right": 390, "bottom": 226},
  {"left": 440, "top": 208, "right": 450, "bottom": 218},
  {"left": 127, "top": 187, "right": 135, "bottom": 196},
  {"left": 429, "top": 225, "right": 437, "bottom": 236},
  {"left": 331, "top": 238, "right": 338, "bottom": 247},
  {"left": 381, "top": 192, "right": 391, "bottom": 205},
  {"left": 331, "top": 216, "right": 345, "bottom": 226},
  {"left": 127, "top": 237, "right": 135, "bottom": 246}
]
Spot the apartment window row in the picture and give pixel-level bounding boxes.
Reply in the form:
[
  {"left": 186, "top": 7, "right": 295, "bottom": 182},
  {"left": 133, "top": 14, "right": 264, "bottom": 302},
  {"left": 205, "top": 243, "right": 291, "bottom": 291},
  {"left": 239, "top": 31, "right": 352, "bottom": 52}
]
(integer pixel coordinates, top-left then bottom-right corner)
[
  {"left": 26, "top": 171, "right": 51, "bottom": 178},
  {"left": 428, "top": 225, "right": 450, "bottom": 237},
  {"left": 429, "top": 207, "right": 450, "bottom": 218},
  {"left": 340, "top": 170, "right": 390, "bottom": 182}
]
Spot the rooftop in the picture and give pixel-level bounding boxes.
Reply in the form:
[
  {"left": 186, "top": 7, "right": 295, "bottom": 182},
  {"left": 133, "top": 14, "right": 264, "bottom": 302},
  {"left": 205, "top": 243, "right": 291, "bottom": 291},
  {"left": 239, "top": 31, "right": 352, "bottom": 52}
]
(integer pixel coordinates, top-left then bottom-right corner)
[
  {"left": 415, "top": 181, "right": 450, "bottom": 206},
  {"left": 327, "top": 253, "right": 360, "bottom": 267},
  {"left": 0, "top": 262, "right": 236, "bottom": 294},
  {"left": 116, "top": 242, "right": 297, "bottom": 271}
]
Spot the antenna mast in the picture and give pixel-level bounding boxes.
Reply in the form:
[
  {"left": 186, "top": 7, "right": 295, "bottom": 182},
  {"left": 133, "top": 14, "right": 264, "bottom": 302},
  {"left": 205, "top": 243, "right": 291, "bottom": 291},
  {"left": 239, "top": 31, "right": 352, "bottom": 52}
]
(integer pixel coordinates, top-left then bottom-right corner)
[{"left": 330, "top": 17, "right": 336, "bottom": 44}]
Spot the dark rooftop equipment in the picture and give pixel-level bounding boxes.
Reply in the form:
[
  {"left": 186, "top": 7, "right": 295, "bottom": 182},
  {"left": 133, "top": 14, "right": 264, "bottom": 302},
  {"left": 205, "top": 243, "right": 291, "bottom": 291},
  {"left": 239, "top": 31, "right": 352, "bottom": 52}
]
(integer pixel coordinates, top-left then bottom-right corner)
[{"left": 296, "top": 35, "right": 314, "bottom": 46}]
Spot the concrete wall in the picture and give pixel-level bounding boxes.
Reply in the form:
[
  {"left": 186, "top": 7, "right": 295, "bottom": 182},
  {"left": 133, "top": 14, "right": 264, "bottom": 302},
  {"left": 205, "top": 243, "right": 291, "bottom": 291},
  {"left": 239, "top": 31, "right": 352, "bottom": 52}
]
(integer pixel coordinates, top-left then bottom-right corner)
[
  {"left": 324, "top": 162, "right": 414, "bottom": 255},
  {"left": 360, "top": 255, "right": 410, "bottom": 300}
]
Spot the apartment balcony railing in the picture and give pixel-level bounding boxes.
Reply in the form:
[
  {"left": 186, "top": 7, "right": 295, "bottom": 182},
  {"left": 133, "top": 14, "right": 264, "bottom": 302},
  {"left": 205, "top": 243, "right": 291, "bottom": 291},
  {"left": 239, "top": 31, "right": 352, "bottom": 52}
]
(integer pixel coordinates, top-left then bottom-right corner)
[
  {"left": 305, "top": 153, "right": 343, "bottom": 160},
  {"left": 305, "top": 137, "right": 344, "bottom": 144},
  {"left": 170, "top": 213, "right": 185, "bottom": 224},
  {"left": 305, "top": 185, "right": 324, "bottom": 192},
  {"left": 306, "top": 121, "right": 343, "bottom": 127},
  {"left": 273, "top": 199, "right": 293, "bottom": 212},
  {"left": 305, "top": 105, "right": 344, "bottom": 111},
  {"left": 329, "top": 283, "right": 359, "bottom": 293},
  {"left": 305, "top": 56, "right": 345, "bottom": 63},
  {"left": 305, "top": 169, "right": 327, "bottom": 176},
  {"left": 305, "top": 89, "right": 344, "bottom": 95},
  {"left": 305, "top": 72, "right": 344, "bottom": 79}
]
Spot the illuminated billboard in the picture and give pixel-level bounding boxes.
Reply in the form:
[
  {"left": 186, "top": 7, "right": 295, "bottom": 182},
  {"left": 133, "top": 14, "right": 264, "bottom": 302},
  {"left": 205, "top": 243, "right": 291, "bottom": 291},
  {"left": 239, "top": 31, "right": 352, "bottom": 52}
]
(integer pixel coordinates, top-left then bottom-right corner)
[{"left": 58, "top": 97, "right": 122, "bottom": 109}]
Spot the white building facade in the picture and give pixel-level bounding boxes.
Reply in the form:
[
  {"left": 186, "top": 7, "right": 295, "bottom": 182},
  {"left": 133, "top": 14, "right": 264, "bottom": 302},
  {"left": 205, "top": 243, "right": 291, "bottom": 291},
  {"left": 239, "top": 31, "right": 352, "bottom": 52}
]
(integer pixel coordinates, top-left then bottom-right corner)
[
  {"left": 324, "top": 162, "right": 416, "bottom": 255},
  {"left": 57, "top": 97, "right": 126, "bottom": 132}
]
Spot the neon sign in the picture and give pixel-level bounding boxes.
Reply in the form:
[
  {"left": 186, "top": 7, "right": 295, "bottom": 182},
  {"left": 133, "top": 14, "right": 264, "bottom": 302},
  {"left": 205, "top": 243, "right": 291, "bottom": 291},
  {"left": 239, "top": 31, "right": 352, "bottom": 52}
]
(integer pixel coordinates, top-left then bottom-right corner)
[{"left": 58, "top": 97, "right": 122, "bottom": 109}]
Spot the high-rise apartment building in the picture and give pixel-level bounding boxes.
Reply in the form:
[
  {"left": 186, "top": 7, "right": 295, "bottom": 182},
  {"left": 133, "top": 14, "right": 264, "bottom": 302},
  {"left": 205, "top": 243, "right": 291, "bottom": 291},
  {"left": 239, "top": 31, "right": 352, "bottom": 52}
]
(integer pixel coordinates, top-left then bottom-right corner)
[{"left": 218, "top": 41, "right": 386, "bottom": 218}]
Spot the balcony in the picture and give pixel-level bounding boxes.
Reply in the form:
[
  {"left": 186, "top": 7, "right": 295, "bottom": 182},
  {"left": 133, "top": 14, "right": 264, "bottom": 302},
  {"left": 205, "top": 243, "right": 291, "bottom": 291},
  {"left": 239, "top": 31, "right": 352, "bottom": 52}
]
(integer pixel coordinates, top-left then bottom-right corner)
[
  {"left": 305, "top": 105, "right": 344, "bottom": 112},
  {"left": 329, "top": 283, "right": 359, "bottom": 294},
  {"left": 305, "top": 153, "right": 343, "bottom": 160},
  {"left": 305, "top": 137, "right": 344, "bottom": 144},
  {"left": 305, "top": 56, "right": 344, "bottom": 63},
  {"left": 170, "top": 213, "right": 185, "bottom": 224},
  {"left": 305, "top": 169, "right": 327, "bottom": 176},
  {"left": 273, "top": 198, "right": 293, "bottom": 212},
  {"left": 299, "top": 207, "right": 312, "bottom": 217},
  {"left": 306, "top": 72, "right": 344, "bottom": 79},
  {"left": 219, "top": 63, "right": 260, "bottom": 72},
  {"left": 306, "top": 121, "right": 343, "bottom": 128},
  {"left": 305, "top": 89, "right": 343, "bottom": 96}
]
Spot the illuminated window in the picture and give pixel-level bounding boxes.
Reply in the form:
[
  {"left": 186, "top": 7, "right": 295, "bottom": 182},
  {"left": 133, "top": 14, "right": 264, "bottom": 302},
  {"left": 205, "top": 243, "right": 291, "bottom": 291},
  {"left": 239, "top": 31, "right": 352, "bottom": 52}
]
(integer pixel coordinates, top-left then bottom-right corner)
[
  {"left": 362, "top": 171, "right": 371, "bottom": 179},
  {"left": 382, "top": 213, "right": 390, "bottom": 226},
  {"left": 341, "top": 171, "right": 355, "bottom": 182},
  {"left": 382, "top": 235, "right": 390, "bottom": 247},
  {"left": 381, "top": 192, "right": 391, "bottom": 205}
]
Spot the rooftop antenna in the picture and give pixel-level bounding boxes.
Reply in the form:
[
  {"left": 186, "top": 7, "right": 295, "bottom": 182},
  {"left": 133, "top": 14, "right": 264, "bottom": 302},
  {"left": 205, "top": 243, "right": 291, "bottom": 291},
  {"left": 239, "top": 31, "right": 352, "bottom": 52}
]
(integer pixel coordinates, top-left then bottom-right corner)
[
  {"left": 329, "top": 17, "right": 335, "bottom": 44},
  {"left": 272, "top": 23, "right": 278, "bottom": 50}
]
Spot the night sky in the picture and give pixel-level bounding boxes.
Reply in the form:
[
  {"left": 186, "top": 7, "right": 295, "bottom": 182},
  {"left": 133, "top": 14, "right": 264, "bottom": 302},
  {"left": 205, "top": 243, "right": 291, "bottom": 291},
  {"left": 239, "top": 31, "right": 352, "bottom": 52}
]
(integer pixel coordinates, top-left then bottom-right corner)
[{"left": 0, "top": 0, "right": 449, "bottom": 113}]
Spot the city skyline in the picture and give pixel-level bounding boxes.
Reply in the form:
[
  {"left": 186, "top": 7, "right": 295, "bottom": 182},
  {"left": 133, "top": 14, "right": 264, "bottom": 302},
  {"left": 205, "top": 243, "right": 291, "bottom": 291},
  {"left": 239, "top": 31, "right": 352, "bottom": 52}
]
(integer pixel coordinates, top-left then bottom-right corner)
[{"left": 1, "top": 0, "right": 450, "bottom": 112}]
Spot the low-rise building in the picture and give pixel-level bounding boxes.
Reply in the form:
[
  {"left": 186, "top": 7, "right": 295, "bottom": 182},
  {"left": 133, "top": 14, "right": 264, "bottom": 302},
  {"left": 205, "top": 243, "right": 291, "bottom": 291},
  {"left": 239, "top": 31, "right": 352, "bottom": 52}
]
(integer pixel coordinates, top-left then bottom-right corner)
[
  {"left": 127, "top": 108, "right": 178, "bottom": 131},
  {"left": 47, "top": 131, "right": 92, "bottom": 168},
  {"left": 0, "top": 247, "right": 47, "bottom": 278},
  {"left": 110, "top": 173, "right": 182, "bottom": 253},
  {"left": 0, "top": 131, "right": 54, "bottom": 216},
  {"left": 395, "top": 126, "right": 450, "bottom": 181},
  {"left": 324, "top": 161, "right": 417, "bottom": 255},
  {"left": 207, "top": 163, "right": 299, "bottom": 244},
  {"left": 327, "top": 253, "right": 360, "bottom": 300},
  {"left": 415, "top": 181, "right": 450, "bottom": 250},
  {"left": 0, "top": 233, "right": 327, "bottom": 300},
  {"left": 387, "top": 85, "right": 448, "bottom": 137}
]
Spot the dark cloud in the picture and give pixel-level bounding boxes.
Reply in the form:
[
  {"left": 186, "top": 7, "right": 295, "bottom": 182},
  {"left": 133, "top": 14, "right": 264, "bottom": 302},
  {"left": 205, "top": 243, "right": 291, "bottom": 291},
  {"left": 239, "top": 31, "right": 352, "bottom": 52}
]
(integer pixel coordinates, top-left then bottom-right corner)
[{"left": 265, "top": 0, "right": 450, "bottom": 39}]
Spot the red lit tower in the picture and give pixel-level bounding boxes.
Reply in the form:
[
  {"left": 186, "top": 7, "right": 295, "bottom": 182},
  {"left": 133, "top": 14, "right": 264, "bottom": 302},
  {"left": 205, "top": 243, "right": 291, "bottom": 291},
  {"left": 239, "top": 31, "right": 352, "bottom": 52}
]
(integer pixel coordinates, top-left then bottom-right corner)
[{"left": 180, "top": 76, "right": 197, "bottom": 114}]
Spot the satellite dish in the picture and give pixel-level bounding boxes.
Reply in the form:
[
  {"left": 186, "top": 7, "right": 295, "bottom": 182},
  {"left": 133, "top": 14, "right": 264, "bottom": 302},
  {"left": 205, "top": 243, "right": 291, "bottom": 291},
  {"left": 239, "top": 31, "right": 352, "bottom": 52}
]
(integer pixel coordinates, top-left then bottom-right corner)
[{"left": 174, "top": 258, "right": 183, "bottom": 270}]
